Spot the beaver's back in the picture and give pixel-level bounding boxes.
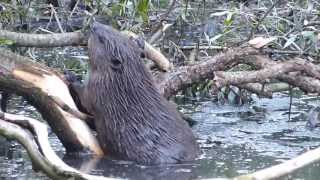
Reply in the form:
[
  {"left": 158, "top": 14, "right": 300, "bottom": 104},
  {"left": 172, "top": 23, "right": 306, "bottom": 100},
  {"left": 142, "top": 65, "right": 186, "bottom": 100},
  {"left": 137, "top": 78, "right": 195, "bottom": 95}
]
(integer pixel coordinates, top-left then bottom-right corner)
[{"left": 86, "top": 22, "right": 199, "bottom": 164}]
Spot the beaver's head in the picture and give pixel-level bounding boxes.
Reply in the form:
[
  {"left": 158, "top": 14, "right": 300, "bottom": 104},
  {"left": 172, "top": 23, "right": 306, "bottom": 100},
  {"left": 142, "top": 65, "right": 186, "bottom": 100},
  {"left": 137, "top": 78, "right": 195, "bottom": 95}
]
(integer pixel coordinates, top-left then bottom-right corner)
[{"left": 88, "top": 23, "right": 144, "bottom": 74}]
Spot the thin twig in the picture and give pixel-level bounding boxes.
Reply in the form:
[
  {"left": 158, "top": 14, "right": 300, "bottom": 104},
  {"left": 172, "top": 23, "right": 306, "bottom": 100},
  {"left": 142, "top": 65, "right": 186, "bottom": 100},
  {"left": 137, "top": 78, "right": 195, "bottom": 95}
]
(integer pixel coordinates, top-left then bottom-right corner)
[
  {"left": 68, "top": 0, "right": 80, "bottom": 20},
  {"left": 50, "top": 4, "right": 64, "bottom": 33},
  {"left": 159, "top": 0, "right": 177, "bottom": 20},
  {"left": 148, "top": 22, "right": 173, "bottom": 44},
  {"left": 288, "top": 86, "right": 292, "bottom": 121},
  {"left": 263, "top": 49, "right": 320, "bottom": 57},
  {"left": 237, "top": 0, "right": 282, "bottom": 45}
]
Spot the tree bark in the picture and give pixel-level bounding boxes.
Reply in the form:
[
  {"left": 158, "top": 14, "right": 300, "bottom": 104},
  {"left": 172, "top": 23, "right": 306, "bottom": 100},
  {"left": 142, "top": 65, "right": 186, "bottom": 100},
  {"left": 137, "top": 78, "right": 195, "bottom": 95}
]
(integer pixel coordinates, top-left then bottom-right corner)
[
  {"left": 0, "top": 49, "right": 103, "bottom": 155},
  {"left": 158, "top": 47, "right": 260, "bottom": 98},
  {"left": 0, "top": 30, "right": 86, "bottom": 47},
  {"left": 0, "top": 112, "right": 115, "bottom": 180}
]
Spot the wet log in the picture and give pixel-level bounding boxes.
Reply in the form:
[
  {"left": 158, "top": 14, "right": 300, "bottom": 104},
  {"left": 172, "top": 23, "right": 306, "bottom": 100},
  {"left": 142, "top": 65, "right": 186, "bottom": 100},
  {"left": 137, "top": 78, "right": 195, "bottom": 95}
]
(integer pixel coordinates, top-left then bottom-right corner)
[
  {"left": 0, "top": 30, "right": 86, "bottom": 47},
  {"left": 0, "top": 112, "right": 115, "bottom": 180},
  {"left": 0, "top": 49, "right": 103, "bottom": 155},
  {"left": 241, "top": 56, "right": 320, "bottom": 94},
  {"left": 213, "top": 59, "right": 304, "bottom": 88},
  {"left": 158, "top": 47, "right": 260, "bottom": 98},
  {"left": 0, "top": 30, "right": 171, "bottom": 71},
  {"left": 236, "top": 147, "right": 320, "bottom": 180},
  {"left": 159, "top": 48, "right": 320, "bottom": 98}
]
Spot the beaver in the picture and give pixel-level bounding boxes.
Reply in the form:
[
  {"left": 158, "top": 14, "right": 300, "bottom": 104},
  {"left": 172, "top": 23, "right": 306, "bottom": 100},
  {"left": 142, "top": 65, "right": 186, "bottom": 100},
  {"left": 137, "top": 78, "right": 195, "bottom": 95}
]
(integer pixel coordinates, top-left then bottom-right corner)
[{"left": 69, "top": 22, "right": 199, "bottom": 165}]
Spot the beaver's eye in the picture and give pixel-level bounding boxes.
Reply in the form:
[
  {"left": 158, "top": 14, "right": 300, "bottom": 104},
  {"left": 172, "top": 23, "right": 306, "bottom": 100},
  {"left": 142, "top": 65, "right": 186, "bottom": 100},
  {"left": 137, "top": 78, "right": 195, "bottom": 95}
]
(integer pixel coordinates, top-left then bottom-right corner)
[
  {"left": 98, "top": 36, "right": 104, "bottom": 44},
  {"left": 110, "top": 58, "right": 122, "bottom": 70},
  {"left": 140, "top": 52, "right": 145, "bottom": 58}
]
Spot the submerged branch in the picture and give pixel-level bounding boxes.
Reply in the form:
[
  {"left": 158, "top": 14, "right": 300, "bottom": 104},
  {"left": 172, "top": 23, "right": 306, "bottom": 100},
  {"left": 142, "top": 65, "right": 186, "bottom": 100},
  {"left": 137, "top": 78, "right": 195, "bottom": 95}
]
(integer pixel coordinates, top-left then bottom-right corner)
[
  {"left": 0, "top": 112, "right": 117, "bottom": 180},
  {"left": 237, "top": 147, "right": 320, "bottom": 180}
]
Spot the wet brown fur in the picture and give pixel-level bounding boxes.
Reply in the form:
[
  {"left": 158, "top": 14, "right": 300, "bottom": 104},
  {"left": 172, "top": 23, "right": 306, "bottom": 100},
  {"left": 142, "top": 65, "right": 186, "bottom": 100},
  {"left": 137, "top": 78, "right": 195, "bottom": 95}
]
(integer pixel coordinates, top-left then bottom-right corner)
[{"left": 73, "top": 22, "right": 199, "bottom": 164}]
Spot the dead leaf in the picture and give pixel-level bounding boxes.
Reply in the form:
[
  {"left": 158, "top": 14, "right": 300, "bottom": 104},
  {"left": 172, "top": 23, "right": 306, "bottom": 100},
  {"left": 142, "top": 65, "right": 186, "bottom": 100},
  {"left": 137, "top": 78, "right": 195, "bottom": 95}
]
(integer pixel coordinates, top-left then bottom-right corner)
[{"left": 249, "top": 37, "right": 277, "bottom": 49}]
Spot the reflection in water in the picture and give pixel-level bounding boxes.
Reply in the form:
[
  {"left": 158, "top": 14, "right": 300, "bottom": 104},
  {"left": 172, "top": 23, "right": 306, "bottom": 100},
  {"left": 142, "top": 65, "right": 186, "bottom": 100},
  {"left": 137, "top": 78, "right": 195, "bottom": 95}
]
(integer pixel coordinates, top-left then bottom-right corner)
[
  {"left": 1, "top": 94, "right": 320, "bottom": 179},
  {"left": 64, "top": 154, "right": 199, "bottom": 180}
]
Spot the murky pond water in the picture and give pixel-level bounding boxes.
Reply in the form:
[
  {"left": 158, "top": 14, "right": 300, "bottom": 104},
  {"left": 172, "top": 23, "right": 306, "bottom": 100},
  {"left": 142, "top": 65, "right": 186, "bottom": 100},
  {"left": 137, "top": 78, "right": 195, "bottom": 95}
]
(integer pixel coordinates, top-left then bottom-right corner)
[
  {"left": 1, "top": 0, "right": 318, "bottom": 178},
  {"left": 1, "top": 92, "right": 320, "bottom": 179}
]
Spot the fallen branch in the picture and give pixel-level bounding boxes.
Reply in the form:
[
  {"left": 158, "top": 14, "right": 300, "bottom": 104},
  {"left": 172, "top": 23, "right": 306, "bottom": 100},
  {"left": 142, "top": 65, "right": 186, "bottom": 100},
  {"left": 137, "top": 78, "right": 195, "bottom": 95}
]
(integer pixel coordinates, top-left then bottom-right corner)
[
  {"left": 236, "top": 147, "right": 320, "bottom": 180},
  {"left": 238, "top": 82, "right": 289, "bottom": 98},
  {"left": 242, "top": 56, "right": 320, "bottom": 94},
  {"left": 209, "top": 54, "right": 320, "bottom": 96},
  {"left": 163, "top": 45, "right": 226, "bottom": 50},
  {"left": 278, "top": 74, "right": 320, "bottom": 94},
  {"left": 148, "top": 23, "right": 173, "bottom": 45},
  {"left": 0, "top": 30, "right": 86, "bottom": 47},
  {"left": 263, "top": 49, "right": 320, "bottom": 58},
  {"left": 159, "top": 47, "right": 320, "bottom": 98},
  {"left": 122, "top": 30, "right": 172, "bottom": 71},
  {"left": 158, "top": 47, "right": 260, "bottom": 98},
  {"left": 50, "top": 4, "right": 65, "bottom": 33},
  {"left": 214, "top": 61, "right": 303, "bottom": 88},
  {"left": 0, "top": 29, "right": 171, "bottom": 71},
  {"left": 0, "top": 112, "right": 117, "bottom": 180},
  {"left": 0, "top": 49, "right": 103, "bottom": 155}
]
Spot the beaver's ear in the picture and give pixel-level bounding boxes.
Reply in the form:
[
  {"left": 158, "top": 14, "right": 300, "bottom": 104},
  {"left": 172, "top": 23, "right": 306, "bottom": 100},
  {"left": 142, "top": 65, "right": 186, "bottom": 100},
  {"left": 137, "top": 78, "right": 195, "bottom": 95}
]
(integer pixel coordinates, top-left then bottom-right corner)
[{"left": 110, "top": 57, "right": 122, "bottom": 70}]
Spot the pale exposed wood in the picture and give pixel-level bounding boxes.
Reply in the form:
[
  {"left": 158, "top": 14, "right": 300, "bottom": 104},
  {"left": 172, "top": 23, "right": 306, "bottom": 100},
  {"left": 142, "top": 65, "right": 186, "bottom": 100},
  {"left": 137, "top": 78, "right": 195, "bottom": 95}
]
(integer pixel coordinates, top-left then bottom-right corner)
[
  {"left": 148, "top": 23, "right": 173, "bottom": 45},
  {"left": 236, "top": 147, "right": 320, "bottom": 180},
  {"left": 0, "top": 112, "right": 118, "bottom": 180},
  {"left": 122, "top": 30, "right": 172, "bottom": 71},
  {"left": 0, "top": 29, "right": 172, "bottom": 72},
  {"left": 0, "top": 49, "right": 103, "bottom": 155},
  {"left": 0, "top": 30, "right": 86, "bottom": 47}
]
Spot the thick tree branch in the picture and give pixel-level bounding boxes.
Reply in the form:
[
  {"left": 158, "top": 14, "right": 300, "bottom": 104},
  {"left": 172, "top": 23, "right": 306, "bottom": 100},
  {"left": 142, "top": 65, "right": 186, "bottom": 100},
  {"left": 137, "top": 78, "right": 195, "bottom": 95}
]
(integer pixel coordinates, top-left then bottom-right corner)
[
  {"left": 243, "top": 56, "right": 320, "bottom": 94},
  {"left": 158, "top": 47, "right": 320, "bottom": 98},
  {"left": 238, "top": 83, "right": 289, "bottom": 98},
  {"left": 0, "top": 30, "right": 86, "bottom": 47},
  {"left": 0, "top": 49, "right": 103, "bottom": 155},
  {"left": 0, "top": 112, "right": 117, "bottom": 180},
  {"left": 0, "top": 30, "right": 170, "bottom": 71},
  {"left": 237, "top": 147, "right": 320, "bottom": 180},
  {"left": 214, "top": 61, "right": 303, "bottom": 88},
  {"left": 158, "top": 47, "right": 260, "bottom": 98}
]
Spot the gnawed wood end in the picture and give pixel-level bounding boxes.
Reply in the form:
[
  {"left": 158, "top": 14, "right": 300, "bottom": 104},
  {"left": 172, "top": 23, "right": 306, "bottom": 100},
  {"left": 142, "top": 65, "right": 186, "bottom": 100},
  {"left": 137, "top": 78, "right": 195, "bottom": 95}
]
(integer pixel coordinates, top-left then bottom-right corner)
[{"left": 13, "top": 69, "right": 104, "bottom": 156}]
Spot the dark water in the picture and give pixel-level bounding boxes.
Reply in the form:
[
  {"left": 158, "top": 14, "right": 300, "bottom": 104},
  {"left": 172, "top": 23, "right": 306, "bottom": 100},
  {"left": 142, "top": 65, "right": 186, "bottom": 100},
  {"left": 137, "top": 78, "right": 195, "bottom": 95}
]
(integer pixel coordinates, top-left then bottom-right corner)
[
  {"left": 1, "top": 93, "right": 320, "bottom": 179},
  {"left": 1, "top": 0, "right": 317, "bottom": 179}
]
